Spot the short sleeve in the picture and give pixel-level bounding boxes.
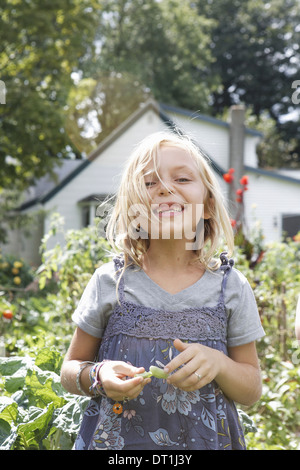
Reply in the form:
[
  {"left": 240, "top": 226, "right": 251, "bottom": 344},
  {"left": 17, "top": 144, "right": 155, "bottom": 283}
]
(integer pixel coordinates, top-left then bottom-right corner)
[
  {"left": 226, "top": 269, "right": 265, "bottom": 347},
  {"left": 71, "top": 261, "right": 117, "bottom": 338}
]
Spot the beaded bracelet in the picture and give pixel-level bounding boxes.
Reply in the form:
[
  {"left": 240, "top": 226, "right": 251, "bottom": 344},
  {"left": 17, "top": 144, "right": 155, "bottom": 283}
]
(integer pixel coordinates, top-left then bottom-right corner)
[
  {"left": 89, "top": 361, "right": 109, "bottom": 397},
  {"left": 88, "top": 360, "right": 129, "bottom": 415}
]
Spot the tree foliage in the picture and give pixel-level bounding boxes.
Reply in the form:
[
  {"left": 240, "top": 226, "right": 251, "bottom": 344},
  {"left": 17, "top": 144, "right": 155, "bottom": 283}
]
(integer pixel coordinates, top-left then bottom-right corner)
[
  {"left": 65, "top": 0, "right": 218, "bottom": 153},
  {"left": 98, "top": 0, "right": 216, "bottom": 110},
  {"left": 196, "top": 0, "right": 300, "bottom": 164},
  {"left": 67, "top": 0, "right": 300, "bottom": 165},
  {"left": 197, "top": 0, "right": 300, "bottom": 120},
  {"left": 0, "top": 0, "right": 101, "bottom": 191}
]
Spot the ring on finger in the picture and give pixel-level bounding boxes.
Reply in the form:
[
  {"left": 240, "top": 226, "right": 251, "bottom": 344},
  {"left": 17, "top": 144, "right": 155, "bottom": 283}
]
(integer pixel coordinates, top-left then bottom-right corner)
[{"left": 194, "top": 372, "right": 202, "bottom": 381}]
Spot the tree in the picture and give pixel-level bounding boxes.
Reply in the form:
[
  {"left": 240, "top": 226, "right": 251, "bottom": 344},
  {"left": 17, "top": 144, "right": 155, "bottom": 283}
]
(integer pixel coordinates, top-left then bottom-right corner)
[
  {"left": 197, "top": 0, "right": 300, "bottom": 120},
  {"left": 65, "top": 73, "right": 152, "bottom": 155},
  {"left": 0, "top": 0, "right": 101, "bottom": 192},
  {"left": 255, "top": 116, "right": 299, "bottom": 168},
  {"left": 95, "top": 0, "right": 217, "bottom": 111},
  {"left": 65, "top": 0, "right": 218, "bottom": 155},
  {"left": 195, "top": 0, "right": 300, "bottom": 166}
]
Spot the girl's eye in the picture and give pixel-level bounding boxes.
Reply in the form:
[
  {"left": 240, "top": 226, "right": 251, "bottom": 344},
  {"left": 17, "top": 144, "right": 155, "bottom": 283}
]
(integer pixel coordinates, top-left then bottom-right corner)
[
  {"left": 145, "top": 181, "right": 156, "bottom": 187},
  {"left": 176, "top": 178, "right": 190, "bottom": 183}
]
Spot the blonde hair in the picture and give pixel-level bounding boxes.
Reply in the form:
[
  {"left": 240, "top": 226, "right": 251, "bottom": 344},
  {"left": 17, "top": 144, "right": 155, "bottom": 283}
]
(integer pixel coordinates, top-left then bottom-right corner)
[{"left": 105, "top": 131, "right": 234, "bottom": 273}]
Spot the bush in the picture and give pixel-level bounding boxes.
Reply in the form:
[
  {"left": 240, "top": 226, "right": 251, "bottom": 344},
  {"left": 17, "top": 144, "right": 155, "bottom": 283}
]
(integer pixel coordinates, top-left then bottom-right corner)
[
  {"left": 0, "top": 253, "right": 34, "bottom": 288},
  {"left": 242, "top": 240, "right": 300, "bottom": 449},
  {"left": 36, "top": 213, "right": 111, "bottom": 314}
]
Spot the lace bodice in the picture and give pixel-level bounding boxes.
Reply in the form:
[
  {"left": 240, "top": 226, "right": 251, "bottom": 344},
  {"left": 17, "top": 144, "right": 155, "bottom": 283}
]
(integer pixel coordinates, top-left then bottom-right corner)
[{"left": 102, "top": 252, "right": 233, "bottom": 344}]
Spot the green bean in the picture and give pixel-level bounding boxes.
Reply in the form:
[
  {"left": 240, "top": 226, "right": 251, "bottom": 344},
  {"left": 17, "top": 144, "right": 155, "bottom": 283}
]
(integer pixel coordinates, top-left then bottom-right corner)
[
  {"left": 135, "top": 365, "right": 169, "bottom": 379},
  {"left": 149, "top": 366, "right": 169, "bottom": 379},
  {"left": 135, "top": 371, "right": 152, "bottom": 378}
]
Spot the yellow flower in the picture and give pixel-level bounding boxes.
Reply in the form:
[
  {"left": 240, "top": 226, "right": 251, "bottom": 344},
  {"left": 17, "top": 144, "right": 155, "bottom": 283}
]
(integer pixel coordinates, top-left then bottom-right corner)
[
  {"left": 12, "top": 267, "right": 19, "bottom": 275},
  {"left": 13, "top": 276, "right": 21, "bottom": 285},
  {"left": 13, "top": 261, "right": 23, "bottom": 269}
]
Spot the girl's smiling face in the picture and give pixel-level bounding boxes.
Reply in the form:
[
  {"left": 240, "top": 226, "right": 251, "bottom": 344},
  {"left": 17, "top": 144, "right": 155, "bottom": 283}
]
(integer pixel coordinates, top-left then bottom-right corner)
[
  {"left": 143, "top": 145, "right": 210, "bottom": 242},
  {"left": 106, "top": 131, "right": 234, "bottom": 268}
]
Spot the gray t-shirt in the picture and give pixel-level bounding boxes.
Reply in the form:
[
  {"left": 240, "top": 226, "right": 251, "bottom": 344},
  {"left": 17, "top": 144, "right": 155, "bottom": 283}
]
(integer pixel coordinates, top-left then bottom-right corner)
[{"left": 72, "top": 260, "right": 265, "bottom": 348}]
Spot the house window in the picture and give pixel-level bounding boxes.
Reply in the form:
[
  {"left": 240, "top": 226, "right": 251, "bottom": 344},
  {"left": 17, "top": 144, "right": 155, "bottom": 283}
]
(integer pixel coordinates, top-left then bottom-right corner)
[
  {"left": 78, "top": 194, "right": 111, "bottom": 228},
  {"left": 81, "top": 204, "right": 96, "bottom": 228},
  {"left": 282, "top": 214, "right": 300, "bottom": 239}
]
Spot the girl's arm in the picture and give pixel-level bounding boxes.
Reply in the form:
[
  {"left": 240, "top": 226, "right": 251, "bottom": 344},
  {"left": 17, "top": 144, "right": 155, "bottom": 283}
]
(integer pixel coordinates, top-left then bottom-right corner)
[
  {"left": 61, "top": 327, "right": 149, "bottom": 399},
  {"left": 60, "top": 327, "right": 102, "bottom": 395},
  {"left": 164, "top": 339, "right": 262, "bottom": 407}
]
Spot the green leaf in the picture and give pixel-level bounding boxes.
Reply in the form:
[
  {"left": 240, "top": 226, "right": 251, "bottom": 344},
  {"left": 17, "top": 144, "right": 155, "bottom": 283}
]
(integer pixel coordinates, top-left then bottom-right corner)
[
  {"left": 0, "top": 418, "right": 18, "bottom": 450},
  {"left": 25, "top": 369, "right": 65, "bottom": 409},
  {"left": 0, "top": 357, "right": 34, "bottom": 394},
  {"left": 0, "top": 397, "right": 18, "bottom": 425},
  {"left": 35, "top": 347, "right": 63, "bottom": 374},
  {"left": 0, "top": 356, "right": 33, "bottom": 376},
  {"left": 52, "top": 397, "right": 89, "bottom": 437},
  {"left": 16, "top": 403, "right": 55, "bottom": 450}
]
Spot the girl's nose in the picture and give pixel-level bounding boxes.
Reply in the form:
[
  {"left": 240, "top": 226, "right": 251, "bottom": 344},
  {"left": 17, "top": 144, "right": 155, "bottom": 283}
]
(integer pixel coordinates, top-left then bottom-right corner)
[{"left": 158, "top": 179, "right": 172, "bottom": 195}]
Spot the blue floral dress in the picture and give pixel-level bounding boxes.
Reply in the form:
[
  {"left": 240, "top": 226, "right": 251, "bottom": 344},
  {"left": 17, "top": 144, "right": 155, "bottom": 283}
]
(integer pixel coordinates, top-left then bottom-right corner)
[{"left": 74, "top": 255, "right": 246, "bottom": 450}]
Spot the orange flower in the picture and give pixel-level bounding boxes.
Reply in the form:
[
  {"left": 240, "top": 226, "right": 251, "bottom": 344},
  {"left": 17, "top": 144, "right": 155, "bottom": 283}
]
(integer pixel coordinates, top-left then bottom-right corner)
[{"left": 112, "top": 403, "right": 123, "bottom": 415}]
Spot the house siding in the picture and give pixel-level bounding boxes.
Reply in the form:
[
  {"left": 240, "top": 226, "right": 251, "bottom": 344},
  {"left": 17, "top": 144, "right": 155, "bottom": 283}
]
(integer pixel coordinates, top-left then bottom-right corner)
[
  {"left": 164, "top": 109, "right": 260, "bottom": 170},
  {"left": 244, "top": 171, "right": 300, "bottom": 242},
  {"left": 43, "top": 109, "right": 167, "bottom": 250}
]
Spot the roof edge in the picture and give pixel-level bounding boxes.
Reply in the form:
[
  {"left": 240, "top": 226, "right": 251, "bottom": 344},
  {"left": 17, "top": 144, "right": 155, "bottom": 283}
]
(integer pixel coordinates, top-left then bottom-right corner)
[
  {"left": 245, "top": 165, "right": 300, "bottom": 185},
  {"left": 160, "top": 103, "right": 263, "bottom": 137}
]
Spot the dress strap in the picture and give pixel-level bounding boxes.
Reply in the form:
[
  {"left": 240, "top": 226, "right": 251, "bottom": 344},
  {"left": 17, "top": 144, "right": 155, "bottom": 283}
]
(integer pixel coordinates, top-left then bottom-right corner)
[
  {"left": 113, "top": 255, "right": 126, "bottom": 302},
  {"left": 219, "top": 251, "right": 234, "bottom": 303}
]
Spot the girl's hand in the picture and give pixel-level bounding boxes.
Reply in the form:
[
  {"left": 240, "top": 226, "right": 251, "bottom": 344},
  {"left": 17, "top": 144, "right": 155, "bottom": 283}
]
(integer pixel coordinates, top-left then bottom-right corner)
[
  {"left": 99, "top": 361, "right": 151, "bottom": 401},
  {"left": 164, "top": 339, "right": 223, "bottom": 391}
]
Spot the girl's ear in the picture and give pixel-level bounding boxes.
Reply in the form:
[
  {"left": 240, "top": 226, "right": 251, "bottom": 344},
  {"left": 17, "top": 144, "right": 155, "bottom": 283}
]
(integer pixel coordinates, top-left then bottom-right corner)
[{"left": 203, "top": 196, "right": 214, "bottom": 220}]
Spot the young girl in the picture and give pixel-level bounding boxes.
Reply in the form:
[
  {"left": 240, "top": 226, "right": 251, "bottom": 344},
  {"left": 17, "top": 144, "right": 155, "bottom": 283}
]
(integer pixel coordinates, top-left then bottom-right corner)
[{"left": 61, "top": 131, "right": 265, "bottom": 450}]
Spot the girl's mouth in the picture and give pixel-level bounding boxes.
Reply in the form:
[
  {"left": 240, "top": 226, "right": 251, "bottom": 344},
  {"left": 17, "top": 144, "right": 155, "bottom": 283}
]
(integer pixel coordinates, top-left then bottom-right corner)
[{"left": 154, "top": 203, "right": 185, "bottom": 217}]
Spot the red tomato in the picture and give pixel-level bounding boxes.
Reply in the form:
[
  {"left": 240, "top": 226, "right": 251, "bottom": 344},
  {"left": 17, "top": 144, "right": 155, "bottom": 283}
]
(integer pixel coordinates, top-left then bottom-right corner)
[
  {"left": 2, "top": 309, "right": 13, "bottom": 320},
  {"left": 223, "top": 173, "right": 234, "bottom": 183},
  {"left": 240, "top": 175, "right": 249, "bottom": 186}
]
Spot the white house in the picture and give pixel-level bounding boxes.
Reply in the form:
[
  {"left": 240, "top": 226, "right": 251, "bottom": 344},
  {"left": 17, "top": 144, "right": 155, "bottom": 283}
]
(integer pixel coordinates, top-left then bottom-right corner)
[{"left": 2, "top": 100, "right": 300, "bottom": 265}]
